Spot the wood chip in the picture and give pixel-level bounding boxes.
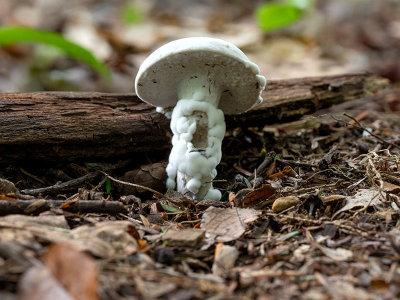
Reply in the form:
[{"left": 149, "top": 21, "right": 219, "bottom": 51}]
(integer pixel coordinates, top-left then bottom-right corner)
[{"left": 162, "top": 228, "right": 205, "bottom": 248}]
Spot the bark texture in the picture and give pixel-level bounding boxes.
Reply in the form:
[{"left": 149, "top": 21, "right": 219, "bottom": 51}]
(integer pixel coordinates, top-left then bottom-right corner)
[{"left": 0, "top": 73, "right": 387, "bottom": 163}]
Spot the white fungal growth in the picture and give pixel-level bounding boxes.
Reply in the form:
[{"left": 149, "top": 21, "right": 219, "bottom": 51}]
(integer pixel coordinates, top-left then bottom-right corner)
[
  {"left": 166, "top": 75, "right": 226, "bottom": 200},
  {"left": 134, "top": 37, "right": 267, "bottom": 201}
]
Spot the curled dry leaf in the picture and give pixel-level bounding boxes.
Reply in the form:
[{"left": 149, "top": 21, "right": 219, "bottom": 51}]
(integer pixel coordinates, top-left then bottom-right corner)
[
  {"left": 201, "top": 206, "right": 260, "bottom": 242},
  {"left": 232, "top": 184, "right": 276, "bottom": 207},
  {"left": 268, "top": 165, "right": 298, "bottom": 179},
  {"left": 272, "top": 196, "right": 301, "bottom": 212}
]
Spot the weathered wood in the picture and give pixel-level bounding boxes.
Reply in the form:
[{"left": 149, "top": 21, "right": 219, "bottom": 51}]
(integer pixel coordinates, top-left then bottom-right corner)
[
  {"left": 0, "top": 73, "right": 387, "bottom": 163},
  {"left": 0, "top": 199, "right": 127, "bottom": 216}
]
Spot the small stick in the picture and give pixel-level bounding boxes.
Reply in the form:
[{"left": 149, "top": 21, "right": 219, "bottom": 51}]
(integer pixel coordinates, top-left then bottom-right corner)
[
  {"left": 276, "top": 159, "right": 317, "bottom": 168},
  {"left": 19, "top": 167, "right": 46, "bottom": 184},
  {"left": 343, "top": 113, "right": 399, "bottom": 150},
  {"left": 101, "top": 172, "right": 188, "bottom": 208},
  {"left": 21, "top": 171, "right": 102, "bottom": 196},
  {"left": 249, "top": 152, "right": 276, "bottom": 181}
]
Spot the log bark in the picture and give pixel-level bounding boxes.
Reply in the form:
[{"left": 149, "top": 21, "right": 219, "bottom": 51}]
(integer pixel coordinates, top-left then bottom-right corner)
[{"left": 0, "top": 73, "right": 387, "bottom": 164}]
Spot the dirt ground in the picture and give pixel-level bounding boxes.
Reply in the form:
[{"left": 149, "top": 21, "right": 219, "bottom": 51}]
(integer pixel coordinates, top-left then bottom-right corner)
[{"left": 0, "top": 1, "right": 400, "bottom": 299}]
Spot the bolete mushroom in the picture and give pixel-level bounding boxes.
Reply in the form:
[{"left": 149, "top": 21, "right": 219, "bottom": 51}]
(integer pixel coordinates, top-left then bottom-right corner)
[{"left": 135, "top": 37, "right": 266, "bottom": 200}]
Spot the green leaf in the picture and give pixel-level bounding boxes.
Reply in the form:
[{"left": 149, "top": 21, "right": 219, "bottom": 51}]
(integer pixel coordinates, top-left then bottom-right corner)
[
  {"left": 161, "top": 204, "right": 183, "bottom": 213},
  {"left": 121, "top": 4, "right": 143, "bottom": 25},
  {"left": 105, "top": 178, "right": 112, "bottom": 195},
  {"left": 0, "top": 26, "right": 111, "bottom": 79},
  {"left": 255, "top": 2, "right": 303, "bottom": 32}
]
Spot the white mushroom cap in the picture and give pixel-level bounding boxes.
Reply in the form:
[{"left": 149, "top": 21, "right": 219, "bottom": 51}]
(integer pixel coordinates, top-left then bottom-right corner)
[{"left": 135, "top": 37, "right": 266, "bottom": 115}]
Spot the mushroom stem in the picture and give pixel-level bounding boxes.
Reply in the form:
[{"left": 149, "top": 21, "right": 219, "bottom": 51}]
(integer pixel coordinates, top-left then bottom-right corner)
[{"left": 166, "top": 75, "right": 226, "bottom": 200}]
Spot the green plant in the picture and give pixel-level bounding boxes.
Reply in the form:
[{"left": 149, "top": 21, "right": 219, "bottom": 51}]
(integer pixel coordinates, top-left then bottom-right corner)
[
  {"left": 0, "top": 26, "right": 111, "bottom": 79},
  {"left": 255, "top": 0, "right": 313, "bottom": 33},
  {"left": 121, "top": 4, "right": 143, "bottom": 25},
  {"left": 105, "top": 178, "right": 112, "bottom": 195}
]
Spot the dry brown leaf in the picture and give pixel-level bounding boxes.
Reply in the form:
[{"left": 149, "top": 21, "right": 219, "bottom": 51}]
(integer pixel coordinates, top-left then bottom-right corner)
[
  {"left": 18, "top": 265, "right": 75, "bottom": 300},
  {"left": 42, "top": 243, "right": 99, "bottom": 300},
  {"left": 272, "top": 196, "right": 300, "bottom": 212},
  {"left": 134, "top": 277, "right": 176, "bottom": 299},
  {"left": 162, "top": 228, "right": 205, "bottom": 247},
  {"left": 201, "top": 207, "right": 260, "bottom": 242},
  {"left": 383, "top": 181, "right": 400, "bottom": 190},
  {"left": 212, "top": 244, "right": 239, "bottom": 276},
  {"left": 333, "top": 189, "right": 384, "bottom": 217},
  {"left": 321, "top": 195, "right": 346, "bottom": 204},
  {"left": 326, "top": 280, "right": 370, "bottom": 300},
  {"left": 0, "top": 216, "right": 139, "bottom": 258},
  {"left": 70, "top": 221, "right": 139, "bottom": 258},
  {"left": 0, "top": 214, "right": 70, "bottom": 230},
  {"left": 0, "top": 178, "right": 19, "bottom": 195},
  {"left": 268, "top": 165, "right": 298, "bottom": 179},
  {"left": 241, "top": 184, "right": 276, "bottom": 207}
]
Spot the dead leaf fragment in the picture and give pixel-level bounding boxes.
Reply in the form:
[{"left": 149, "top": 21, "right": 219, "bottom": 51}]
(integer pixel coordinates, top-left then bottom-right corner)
[
  {"left": 212, "top": 244, "right": 239, "bottom": 276},
  {"left": 42, "top": 243, "right": 99, "bottom": 300},
  {"left": 70, "top": 221, "right": 139, "bottom": 257},
  {"left": 241, "top": 184, "right": 276, "bottom": 207},
  {"left": 317, "top": 245, "right": 353, "bottom": 261},
  {"left": 272, "top": 196, "right": 300, "bottom": 212},
  {"left": 333, "top": 189, "right": 384, "bottom": 217},
  {"left": 268, "top": 165, "right": 298, "bottom": 179},
  {"left": 0, "top": 178, "right": 19, "bottom": 195},
  {"left": 162, "top": 228, "right": 205, "bottom": 247},
  {"left": 135, "top": 277, "right": 176, "bottom": 299},
  {"left": 201, "top": 207, "right": 260, "bottom": 242},
  {"left": 18, "top": 265, "right": 75, "bottom": 300},
  {"left": 321, "top": 195, "right": 346, "bottom": 204}
]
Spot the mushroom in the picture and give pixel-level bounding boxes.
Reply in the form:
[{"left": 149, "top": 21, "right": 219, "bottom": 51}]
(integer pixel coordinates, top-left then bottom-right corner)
[{"left": 135, "top": 37, "right": 266, "bottom": 200}]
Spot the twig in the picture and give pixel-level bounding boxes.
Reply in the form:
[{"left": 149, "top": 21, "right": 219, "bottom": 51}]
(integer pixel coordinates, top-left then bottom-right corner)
[
  {"left": 249, "top": 152, "right": 276, "bottom": 180},
  {"left": 283, "top": 182, "right": 338, "bottom": 194},
  {"left": 21, "top": 171, "right": 102, "bottom": 196},
  {"left": 276, "top": 159, "right": 317, "bottom": 169},
  {"left": 353, "top": 192, "right": 380, "bottom": 217},
  {"left": 342, "top": 113, "right": 399, "bottom": 150},
  {"left": 19, "top": 168, "right": 45, "bottom": 184},
  {"left": 264, "top": 212, "right": 367, "bottom": 236},
  {"left": 101, "top": 172, "right": 186, "bottom": 208}
]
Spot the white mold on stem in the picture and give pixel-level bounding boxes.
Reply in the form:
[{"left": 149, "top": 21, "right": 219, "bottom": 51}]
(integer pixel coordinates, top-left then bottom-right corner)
[{"left": 166, "top": 74, "right": 225, "bottom": 199}]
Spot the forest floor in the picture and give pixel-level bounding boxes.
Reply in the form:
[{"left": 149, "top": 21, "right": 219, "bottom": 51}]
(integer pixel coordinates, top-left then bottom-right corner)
[
  {"left": 1, "top": 1, "right": 400, "bottom": 299},
  {"left": 0, "top": 86, "right": 399, "bottom": 300}
]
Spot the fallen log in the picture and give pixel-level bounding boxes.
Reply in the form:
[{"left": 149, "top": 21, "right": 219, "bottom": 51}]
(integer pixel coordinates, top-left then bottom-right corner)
[{"left": 0, "top": 73, "right": 387, "bottom": 164}]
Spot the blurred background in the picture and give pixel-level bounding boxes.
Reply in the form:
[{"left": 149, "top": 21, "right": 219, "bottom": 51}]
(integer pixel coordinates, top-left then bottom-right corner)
[{"left": 0, "top": 0, "right": 399, "bottom": 92}]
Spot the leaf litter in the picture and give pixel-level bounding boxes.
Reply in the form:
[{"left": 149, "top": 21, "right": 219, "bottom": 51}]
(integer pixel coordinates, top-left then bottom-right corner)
[
  {"left": 1, "top": 1, "right": 400, "bottom": 299},
  {"left": 0, "top": 92, "right": 399, "bottom": 299}
]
